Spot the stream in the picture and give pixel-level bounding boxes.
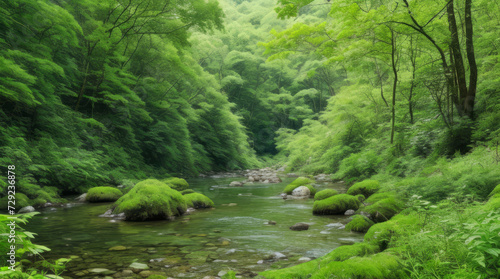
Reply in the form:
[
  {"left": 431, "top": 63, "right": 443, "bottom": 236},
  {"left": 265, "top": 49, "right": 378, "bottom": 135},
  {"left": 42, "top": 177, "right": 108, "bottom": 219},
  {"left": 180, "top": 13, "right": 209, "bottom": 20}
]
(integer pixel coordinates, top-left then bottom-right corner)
[{"left": 26, "top": 177, "right": 364, "bottom": 278}]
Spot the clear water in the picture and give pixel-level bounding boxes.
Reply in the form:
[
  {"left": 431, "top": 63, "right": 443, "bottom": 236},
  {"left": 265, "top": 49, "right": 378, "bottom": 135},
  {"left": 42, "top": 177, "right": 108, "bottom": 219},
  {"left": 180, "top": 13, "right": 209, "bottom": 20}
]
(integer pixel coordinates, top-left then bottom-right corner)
[{"left": 26, "top": 177, "right": 364, "bottom": 278}]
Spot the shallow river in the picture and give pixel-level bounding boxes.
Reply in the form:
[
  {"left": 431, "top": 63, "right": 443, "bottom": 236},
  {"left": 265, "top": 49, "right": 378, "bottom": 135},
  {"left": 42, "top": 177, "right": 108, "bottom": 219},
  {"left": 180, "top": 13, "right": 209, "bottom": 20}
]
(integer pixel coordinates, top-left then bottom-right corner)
[{"left": 26, "top": 177, "right": 364, "bottom": 278}]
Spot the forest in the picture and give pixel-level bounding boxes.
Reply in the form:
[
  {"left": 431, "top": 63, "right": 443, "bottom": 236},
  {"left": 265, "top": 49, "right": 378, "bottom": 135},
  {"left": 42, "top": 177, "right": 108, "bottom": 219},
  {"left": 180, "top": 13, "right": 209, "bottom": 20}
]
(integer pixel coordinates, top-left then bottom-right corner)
[{"left": 0, "top": 0, "right": 499, "bottom": 278}]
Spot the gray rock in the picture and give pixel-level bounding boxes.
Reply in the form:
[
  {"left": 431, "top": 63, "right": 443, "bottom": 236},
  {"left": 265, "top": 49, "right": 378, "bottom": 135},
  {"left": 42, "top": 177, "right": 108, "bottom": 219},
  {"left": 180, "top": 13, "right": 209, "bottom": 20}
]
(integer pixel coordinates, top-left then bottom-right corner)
[
  {"left": 18, "top": 206, "right": 35, "bottom": 214},
  {"left": 344, "top": 209, "right": 356, "bottom": 216},
  {"left": 267, "top": 220, "right": 277, "bottom": 225},
  {"left": 229, "top": 181, "right": 244, "bottom": 187},
  {"left": 274, "top": 252, "right": 287, "bottom": 259},
  {"left": 75, "top": 193, "right": 87, "bottom": 202},
  {"left": 129, "top": 262, "right": 149, "bottom": 270},
  {"left": 290, "top": 223, "right": 310, "bottom": 231},
  {"left": 292, "top": 186, "right": 311, "bottom": 197},
  {"left": 298, "top": 257, "right": 311, "bottom": 262}
]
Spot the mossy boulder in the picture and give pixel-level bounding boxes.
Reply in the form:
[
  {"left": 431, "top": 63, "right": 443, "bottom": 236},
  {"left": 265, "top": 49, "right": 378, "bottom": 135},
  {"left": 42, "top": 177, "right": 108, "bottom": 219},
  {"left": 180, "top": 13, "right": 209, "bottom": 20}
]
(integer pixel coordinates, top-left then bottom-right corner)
[
  {"left": 113, "top": 179, "right": 187, "bottom": 221},
  {"left": 183, "top": 193, "right": 214, "bottom": 208},
  {"left": 86, "top": 187, "right": 123, "bottom": 202},
  {"left": 347, "top": 179, "right": 380, "bottom": 197},
  {"left": 314, "top": 189, "right": 338, "bottom": 201},
  {"left": 484, "top": 193, "right": 500, "bottom": 210},
  {"left": 283, "top": 177, "right": 314, "bottom": 194},
  {"left": 259, "top": 242, "right": 379, "bottom": 278},
  {"left": 364, "top": 213, "right": 420, "bottom": 250},
  {"left": 161, "top": 177, "right": 189, "bottom": 191},
  {"left": 355, "top": 194, "right": 366, "bottom": 202},
  {"left": 363, "top": 196, "right": 404, "bottom": 222},
  {"left": 345, "top": 215, "right": 375, "bottom": 233},
  {"left": 180, "top": 189, "right": 195, "bottom": 195},
  {"left": 146, "top": 275, "right": 167, "bottom": 279},
  {"left": 489, "top": 184, "right": 500, "bottom": 197},
  {"left": 310, "top": 252, "right": 403, "bottom": 279},
  {"left": 313, "top": 194, "right": 361, "bottom": 215}
]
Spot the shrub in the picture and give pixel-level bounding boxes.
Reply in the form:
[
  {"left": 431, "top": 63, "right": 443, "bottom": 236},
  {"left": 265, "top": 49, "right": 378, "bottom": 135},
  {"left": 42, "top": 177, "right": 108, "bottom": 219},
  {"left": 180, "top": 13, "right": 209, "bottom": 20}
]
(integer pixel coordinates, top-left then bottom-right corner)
[
  {"left": 161, "top": 177, "right": 189, "bottom": 191},
  {"left": 313, "top": 194, "right": 361, "bottom": 215},
  {"left": 489, "top": 184, "right": 500, "bottom": 197},
  {"left": 113, "top": 179, "right": 187, "bottom": 221},
  {"left": 183, "top": 193, "right": 214, "bottom": 208},
  {"left": 283, "top": 177, "right": 314, "bottom": 194},
  {"left": 345, "top": 215, "right": 375, "bottom": 232},
  {"left": 347, "top": 179, "right": 380, "bottom": 197},
  {"left": 484, "top": 194, "right": 500, "bottom": 210},
  {"left": 0, "top": 193, "right": 30, "bottom": 209},
  {"left": 314, "top": 189, "right": 338, "bottom": 200},
  {"left": 86, "top": 187, "right": 123, "bottom": 202}
]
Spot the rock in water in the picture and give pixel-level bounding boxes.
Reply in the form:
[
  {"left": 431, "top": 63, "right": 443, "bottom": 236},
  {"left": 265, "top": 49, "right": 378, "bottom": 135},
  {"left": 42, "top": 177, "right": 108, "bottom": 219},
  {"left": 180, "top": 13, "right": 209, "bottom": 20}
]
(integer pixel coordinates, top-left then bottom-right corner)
[
  {"left": 75, "top": 193, "right": 87, "bottom": 202},
  {"left": 229, "top": 181, "right": 244, "bottom": 187},
  {"left": 292, "top": 186, "right": 311, "bottom": 197},
  {"left": 344, "top": 209, "right": 356, "bottom": 216},
  {"left": 18, "top": 206, "right": 35, "bottom": 214},
  {"left": 290, "top": 223, "right": 310, "bottom": 231}
]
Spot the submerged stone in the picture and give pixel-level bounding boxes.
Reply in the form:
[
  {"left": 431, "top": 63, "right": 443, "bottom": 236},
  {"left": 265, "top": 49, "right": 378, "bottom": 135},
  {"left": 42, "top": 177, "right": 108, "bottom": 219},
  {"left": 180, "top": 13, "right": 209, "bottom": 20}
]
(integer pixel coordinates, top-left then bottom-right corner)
[{"left": 129, "top": 262, "right": 149, "bottom": 270}]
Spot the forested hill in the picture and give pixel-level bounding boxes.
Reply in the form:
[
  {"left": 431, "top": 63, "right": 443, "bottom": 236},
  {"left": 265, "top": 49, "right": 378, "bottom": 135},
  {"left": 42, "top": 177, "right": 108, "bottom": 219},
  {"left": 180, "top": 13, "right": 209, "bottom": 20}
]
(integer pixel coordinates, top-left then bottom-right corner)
[
  {"left": 1, "top": 0, "right": 500, "bottom": 200},
  {"left": 0, "top": 0, "right": 261, "bottom": 194}
]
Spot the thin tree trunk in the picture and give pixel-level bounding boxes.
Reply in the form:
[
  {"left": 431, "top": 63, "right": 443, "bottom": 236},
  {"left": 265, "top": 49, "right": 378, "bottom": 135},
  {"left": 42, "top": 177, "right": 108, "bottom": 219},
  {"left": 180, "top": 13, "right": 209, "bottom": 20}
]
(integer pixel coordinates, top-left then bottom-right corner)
[{"left": 390, "top": 29, "right": 398, "bottom": 144}]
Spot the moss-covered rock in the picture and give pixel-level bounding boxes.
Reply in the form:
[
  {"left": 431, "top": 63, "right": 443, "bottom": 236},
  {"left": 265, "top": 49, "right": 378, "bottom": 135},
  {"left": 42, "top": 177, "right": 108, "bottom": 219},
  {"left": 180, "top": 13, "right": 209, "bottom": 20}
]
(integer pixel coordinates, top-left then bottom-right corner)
[
  {"left": 113, "top": 179, "right": 187, "bottom": 221},
  {"left": 355, "top": 194, "right": 366, "bottom": 202},
  {"left": 484, "top": 193, "right": 500, "bottom": 210},
  {"left": 180, "top": 189, "right": 195, "bottom": 195},
  {"left": 183, "top": 193, "right": 214, "bottom": 208},
  {"left": 347, "top": 179, "right": 380, "bottom": 197},
  {"left": 314, "top": 189, "right": 338, "bottom": 201},
  {"left": 310, "top": 252, "right": 403, "bottom": 279},
  {"left": 345, "top": 215, "right": 375, "bottom": 233},
  {"left": 258, "top": 243, "right": 383, "bottom": 279},
  {"left": 489, "top": 184, "right": 500, "bottom": 197},
  {"left": 283, "top": 177, "right": 314, "bottom": 194},
  {"left": 313, "top": 194, "right": 361, "bottom": 215},
  {"left": 146, "top": 275, "right": 167, "bottom": 279},
  {"left": 364, "top": 213, "right": 420, "bottom": 250},
  {"left": 364, "top": 197, "right": 404, "bottom": 222},
  {"left": 86, "top": 187, "right": 123, "bottom": 202},
  {"left": 303, "top": 184, "right": 317, "bottom": 196},
  {"left": 161, "top": 177, "right": 189, "bottom": 191},
  {"left": 365, "top": 192, "right": 396, "bottom": 204}
]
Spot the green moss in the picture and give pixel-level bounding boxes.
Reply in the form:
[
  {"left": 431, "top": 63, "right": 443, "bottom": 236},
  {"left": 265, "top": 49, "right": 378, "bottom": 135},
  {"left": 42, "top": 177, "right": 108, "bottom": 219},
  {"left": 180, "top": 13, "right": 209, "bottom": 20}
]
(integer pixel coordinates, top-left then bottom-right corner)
[
  {"left": 313, "top": 194, "right": 361, "bottom": 215},
  {"left": 489, "top": 184, "right": 500, "bottom": 197},
  {"left": 113, "top": 179, "right": 187, "bottom": 221},
  {"left": 180, "top": 189, "right": 195, "bottom": 195},
  {"left": 161, "top": 177, "right": 189, "bottom": 191},
  {"left": 310, "top": 252, "right": 403, "bottom": 279},
  {"left": 146, "top": 275, "right": 167, "bottom": 279},
  {"left": 283, "top": 177, "right": 314, "bottom": 194},
  {"left": 321, "top": 242, "right": 379, "bottom": 263},
  {"left": 363, "top": 197, "right": 404, "bottom": 222},
  {"left": 484, "top": 193, "right": 500, "bottom": 210},
  {"left": 183, "top": 193, "right": 214, "bottom": 208},
  {"left": 314, "top": 189, "right": 338, "bottom": 200},
  {"left": 304, "top": 184, "right": 317, "bottom": 196},
  {"left": 345, "top": 215, "right": 375, "bottom": 233},
  {"left": 347, "top": 179, "right": 380, "bottom": 197},
  {"left": 355, "top": 194, "right": 366, "bottom": 202},
  {"left": 86, "top": 187, "right": 123, "bottom": 202},
  {"left": 364, "top": 213, "right": 420, "bottom": 250},
  {"left": 365, "top": 192, "right": 396, "bottom": 204},
  {"left": 259, "top": 243, "right": 379, "bottom": 279}
]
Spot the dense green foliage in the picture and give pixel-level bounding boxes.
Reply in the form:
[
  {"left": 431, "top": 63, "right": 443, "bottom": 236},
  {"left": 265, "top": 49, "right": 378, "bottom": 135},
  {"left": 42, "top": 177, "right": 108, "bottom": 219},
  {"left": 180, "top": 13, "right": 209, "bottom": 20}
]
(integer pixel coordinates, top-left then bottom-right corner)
[
  {"left": 113, "top": 179, "right": 187, "bottom": 221},
  {"left": 86, "top": 186, "right": 122, "bottom": 202},
  {"left": 0, "top": 0, "right": 258, "bottom": 197}
]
